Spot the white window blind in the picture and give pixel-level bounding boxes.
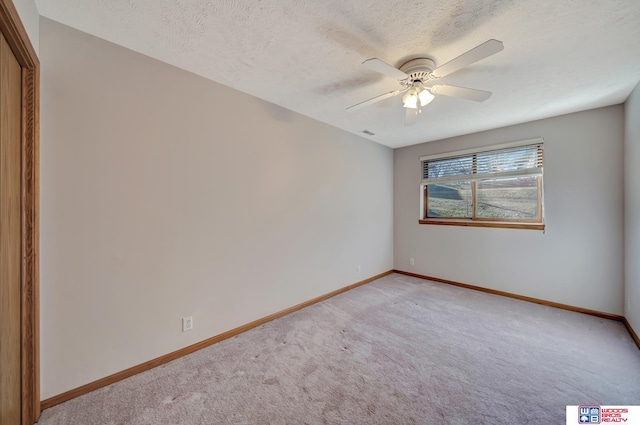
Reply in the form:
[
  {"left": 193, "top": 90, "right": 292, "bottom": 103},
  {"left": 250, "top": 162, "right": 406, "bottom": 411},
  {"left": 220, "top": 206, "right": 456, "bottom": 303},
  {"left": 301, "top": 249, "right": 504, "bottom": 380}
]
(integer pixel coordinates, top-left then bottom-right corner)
[{"left": 421, "top": 139, "right": 543, "bottom": 185}]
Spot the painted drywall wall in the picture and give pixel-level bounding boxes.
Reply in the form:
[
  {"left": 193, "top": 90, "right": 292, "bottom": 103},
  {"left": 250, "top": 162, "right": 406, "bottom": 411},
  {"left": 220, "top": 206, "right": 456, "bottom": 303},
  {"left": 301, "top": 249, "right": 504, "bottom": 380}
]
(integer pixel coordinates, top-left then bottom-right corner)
[
  {"left": 394, "top": 106, "right": 624, "bottom": 315},
  {"left": 13, "top": 0, "right": 38, "bottom": 54},
  {"left": 39, "top": 18, "right": 393, "bottom": 399},
  {"left": 625, "top": 82, "right": 640, "bottom": 333}
]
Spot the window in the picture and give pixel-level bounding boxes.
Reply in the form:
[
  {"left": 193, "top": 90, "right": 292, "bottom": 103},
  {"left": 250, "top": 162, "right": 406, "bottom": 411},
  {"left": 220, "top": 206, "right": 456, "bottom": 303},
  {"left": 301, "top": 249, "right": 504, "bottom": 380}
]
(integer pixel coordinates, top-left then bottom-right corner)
[{"left": 419, "top": 139, "right": 544, "bottom": 230}]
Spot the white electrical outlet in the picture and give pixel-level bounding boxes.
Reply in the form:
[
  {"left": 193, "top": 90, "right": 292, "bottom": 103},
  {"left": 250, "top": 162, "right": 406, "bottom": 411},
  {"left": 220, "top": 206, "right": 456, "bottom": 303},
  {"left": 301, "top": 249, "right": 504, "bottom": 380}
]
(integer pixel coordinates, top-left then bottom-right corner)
[
  {"left": 410, "top": 258, "right": 415, "bottom": 266},
  {"left": 182, "top": 316, "right": 193, "bottom": 332},
  {"left": 357, "top": 265, "right": 361, "bottom": 274}
]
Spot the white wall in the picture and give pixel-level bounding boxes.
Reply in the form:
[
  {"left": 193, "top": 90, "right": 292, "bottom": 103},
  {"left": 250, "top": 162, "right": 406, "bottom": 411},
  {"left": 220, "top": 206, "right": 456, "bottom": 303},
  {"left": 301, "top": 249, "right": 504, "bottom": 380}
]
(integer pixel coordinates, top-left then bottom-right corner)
[
  {"left": 394, "top": 106, "right": 625, "bottom": 315},
  {"left": 625, "top": 82, "right": 640, "bottom": 333},
  {"left": 13, "top": 0, "right": 38, "bottom": 54},
  {"left": 39, "top": 18, "right": 393, "bottom": 399}
]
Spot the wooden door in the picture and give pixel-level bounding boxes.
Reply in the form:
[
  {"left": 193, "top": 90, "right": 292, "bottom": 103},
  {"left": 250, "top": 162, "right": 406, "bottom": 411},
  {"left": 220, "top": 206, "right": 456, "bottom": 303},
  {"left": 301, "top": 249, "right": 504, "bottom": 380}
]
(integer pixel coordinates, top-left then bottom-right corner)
[{"left": 0, "top": 30, "right": 22, "bottom": 425}]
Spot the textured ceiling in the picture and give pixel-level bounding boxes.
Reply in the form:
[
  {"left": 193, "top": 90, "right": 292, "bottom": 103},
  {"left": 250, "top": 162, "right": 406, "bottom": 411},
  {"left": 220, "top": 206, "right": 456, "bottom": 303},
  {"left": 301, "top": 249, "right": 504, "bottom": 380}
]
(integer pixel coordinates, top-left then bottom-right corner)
[{"left": 35, "top": 0, "right": 640, "bottom": 148}]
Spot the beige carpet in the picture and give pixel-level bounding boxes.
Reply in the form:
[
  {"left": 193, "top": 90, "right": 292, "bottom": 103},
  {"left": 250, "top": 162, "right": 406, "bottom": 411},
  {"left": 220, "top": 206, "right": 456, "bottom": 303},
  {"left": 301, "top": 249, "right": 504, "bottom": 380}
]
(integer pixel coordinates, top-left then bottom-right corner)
[{"left": 38, "top": 273, "right": 640, "bottom": 424}]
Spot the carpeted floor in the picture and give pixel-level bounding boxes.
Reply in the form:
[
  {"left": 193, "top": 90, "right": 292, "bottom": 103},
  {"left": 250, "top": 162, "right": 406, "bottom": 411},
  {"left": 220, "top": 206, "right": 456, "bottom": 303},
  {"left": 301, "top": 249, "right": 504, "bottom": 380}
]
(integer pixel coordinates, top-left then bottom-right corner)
[{"left": 38, "top": 273, "right": 640, "bottom": 424}]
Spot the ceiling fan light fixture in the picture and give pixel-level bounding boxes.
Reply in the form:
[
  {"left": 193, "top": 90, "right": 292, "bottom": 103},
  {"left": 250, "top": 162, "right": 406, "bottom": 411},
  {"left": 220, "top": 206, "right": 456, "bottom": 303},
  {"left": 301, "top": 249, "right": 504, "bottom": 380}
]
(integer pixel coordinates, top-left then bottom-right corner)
[
  {"left": 418, "top": 88, "right": 435, "bottom": 106},
  {"left": 347, "top": 39, "right": 503, "bottom": 124},
  {"left": 402, "top": 91, "right": 419, "bottom": 109}
]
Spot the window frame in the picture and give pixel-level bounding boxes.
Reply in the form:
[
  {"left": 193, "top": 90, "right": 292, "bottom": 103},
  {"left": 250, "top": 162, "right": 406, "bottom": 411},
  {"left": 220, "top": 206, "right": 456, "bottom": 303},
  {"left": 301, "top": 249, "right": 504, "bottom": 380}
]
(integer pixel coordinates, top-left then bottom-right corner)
[{"left": 418, "top": 139, "right": 545, "bottom": 231}]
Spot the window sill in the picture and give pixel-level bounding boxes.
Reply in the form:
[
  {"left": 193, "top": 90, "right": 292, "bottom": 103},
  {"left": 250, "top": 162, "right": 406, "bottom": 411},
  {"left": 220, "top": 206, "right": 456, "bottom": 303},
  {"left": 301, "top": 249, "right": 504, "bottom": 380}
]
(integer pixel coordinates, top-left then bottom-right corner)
[{"left": 418, "top": 219, "right": 545, "bottom": 231}]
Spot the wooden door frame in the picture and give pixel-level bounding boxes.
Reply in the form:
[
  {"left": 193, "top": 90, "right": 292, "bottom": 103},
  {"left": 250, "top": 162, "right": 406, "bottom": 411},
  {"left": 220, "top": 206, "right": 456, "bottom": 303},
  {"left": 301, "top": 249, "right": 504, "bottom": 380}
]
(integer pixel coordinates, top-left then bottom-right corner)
[{"left": 0, "top": 0, "right": 39, "bottom": 424}]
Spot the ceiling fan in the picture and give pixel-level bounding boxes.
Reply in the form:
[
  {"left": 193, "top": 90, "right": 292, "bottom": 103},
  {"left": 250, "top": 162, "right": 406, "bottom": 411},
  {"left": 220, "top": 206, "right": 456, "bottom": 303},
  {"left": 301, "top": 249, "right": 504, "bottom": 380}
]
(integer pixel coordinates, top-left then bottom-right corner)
[{"left": 346, "top": 39, "right": 504, "bottom": 125}]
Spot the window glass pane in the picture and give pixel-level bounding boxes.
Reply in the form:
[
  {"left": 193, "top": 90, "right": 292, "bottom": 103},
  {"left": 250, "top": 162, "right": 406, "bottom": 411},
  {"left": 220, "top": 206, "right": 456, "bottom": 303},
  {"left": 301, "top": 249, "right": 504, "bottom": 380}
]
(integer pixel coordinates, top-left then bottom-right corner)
[
  {"left": 476, "top": 146, "right": 540, "bottom": 174},
  {"left": 427, "top": 182, "right": 472, "bottom": 218},
  {"left": 476, "top": 177, "right": 539, "bottom": 219},
  {"left": 424, "top": 156, "right": 473, "bottom": 180}
]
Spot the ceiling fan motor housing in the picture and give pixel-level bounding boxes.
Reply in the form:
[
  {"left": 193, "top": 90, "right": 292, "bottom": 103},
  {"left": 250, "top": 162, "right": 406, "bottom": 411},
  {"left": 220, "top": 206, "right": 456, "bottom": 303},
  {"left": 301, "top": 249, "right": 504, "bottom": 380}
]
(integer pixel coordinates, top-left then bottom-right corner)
[{"left": 399, "top": 58, "right": 436, "bottom": 83}]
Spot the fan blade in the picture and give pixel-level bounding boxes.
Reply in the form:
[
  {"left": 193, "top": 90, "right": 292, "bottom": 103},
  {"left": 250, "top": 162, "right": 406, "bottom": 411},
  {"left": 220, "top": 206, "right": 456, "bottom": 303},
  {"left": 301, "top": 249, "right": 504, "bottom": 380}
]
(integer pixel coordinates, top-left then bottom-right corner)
[
  {"left": 431, "top": 39, "right": 503, "bottom": 79},
  {"left": 430, "top": 85, "right": 492, "bottom": 102},
  {"left": 346, "top": 89, "right": 403, "bottom": 111},
  {"left": 362, "top": 58, "right": 408, "bottom": 80},
  {"left": 404, "top": 108, "right": 418, "bottom": 126}
]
